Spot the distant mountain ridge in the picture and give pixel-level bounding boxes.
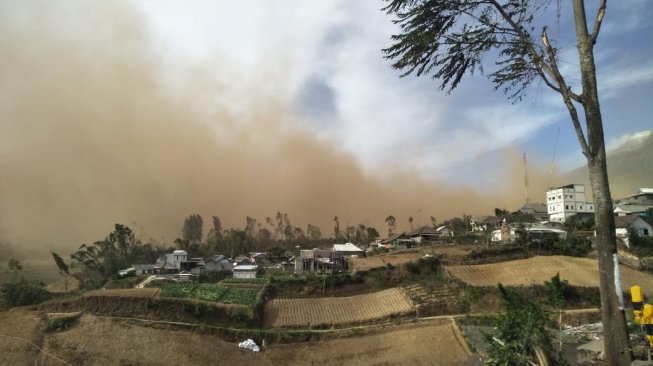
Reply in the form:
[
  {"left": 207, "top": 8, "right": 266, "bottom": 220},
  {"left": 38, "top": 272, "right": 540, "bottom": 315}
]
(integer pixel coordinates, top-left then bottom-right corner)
[{"left": 557, "top": 132, "right": 653, "bottom": 200}]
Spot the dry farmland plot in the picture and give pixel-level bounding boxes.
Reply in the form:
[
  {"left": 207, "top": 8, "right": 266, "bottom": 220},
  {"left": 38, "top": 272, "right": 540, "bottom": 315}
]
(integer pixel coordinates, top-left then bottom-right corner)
[
  {"left": 446, "top": 255, "right": 653, "bottom": 294},
  {"left": 265, "top": 319, "right": 471, "bottom": 366},
  {"left": 264, "top": 288, "right": 415, "bottom": 328},
  {"left": 0, "top": 311, "right": 471, "bottom": 366},
  {"left": 83, "top": 288, "right": 160, "bottom": 298},
  {"left": 352, "top": 246, "right": 470, "bottom": 272}
]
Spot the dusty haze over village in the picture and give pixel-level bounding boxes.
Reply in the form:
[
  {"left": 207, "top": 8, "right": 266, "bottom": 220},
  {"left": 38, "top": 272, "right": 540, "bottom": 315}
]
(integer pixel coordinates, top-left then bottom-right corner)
[{"left": 1, "top": 1, "right": 651, "bottom": 257}]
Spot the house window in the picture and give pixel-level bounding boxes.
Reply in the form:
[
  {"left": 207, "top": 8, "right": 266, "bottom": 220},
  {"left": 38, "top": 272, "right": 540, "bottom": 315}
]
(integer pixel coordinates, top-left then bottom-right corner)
[{"left": 645, "top": 228, "right": 650, "bottom": 236}]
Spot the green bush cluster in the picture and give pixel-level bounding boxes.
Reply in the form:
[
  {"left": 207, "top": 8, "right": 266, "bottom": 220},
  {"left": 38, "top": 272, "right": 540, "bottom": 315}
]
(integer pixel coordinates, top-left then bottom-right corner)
[
  {"left": 197, "top": 270, "right": 232, "bottom": 283},
  {"left": 160, "top": 283, "right": 259, "bottom": 305},
  {"left": 628, "top": 232, "right": 653, "bottom": 258},
  {"left": 221, "top": 277, "right": 268, "bottom": 284},
  {"left": 0, "top": 279, "right": 51, "bottom": 310},
  {"left": 534, "top": 235, "right": 592, "bottom": 257}
]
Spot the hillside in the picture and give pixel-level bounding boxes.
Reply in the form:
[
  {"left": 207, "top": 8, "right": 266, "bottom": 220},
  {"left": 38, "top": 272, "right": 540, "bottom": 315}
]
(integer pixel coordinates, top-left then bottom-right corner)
[{"left": 558, "top": 132, "right": 653, "bottom": 198}]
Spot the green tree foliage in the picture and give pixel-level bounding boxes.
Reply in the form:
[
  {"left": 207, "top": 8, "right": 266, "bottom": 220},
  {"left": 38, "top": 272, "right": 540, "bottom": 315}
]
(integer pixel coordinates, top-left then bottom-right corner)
[
  {"left": 385, "top": 215, "right": 397, "bottom": 237},
  {"left": 52, "top": 252, "right": 69, "bottom": 276},
  {"left": 307, "top": 224, "right": 322, "bottom": 241},
  {"left": 544, "top": 272, "right": 570, "bottom": 310},
  {"left": 355, "top": 224, "right": 367, "bottom": 244},
  {"left": 564, "top": 214, "right": 595, "bottom": 231},
  {"left": 51, "top": 251, "right": 70, "bottom": 292},
  {"left": 628, "top": 229, "right": 653, "bottom": 257},
  {"left": 182, "top": 214, "right": 204, "bottom": 243},
  {"left": 545, "top": 273, "right": 570, "bottom": 350},
  {"left": 366, "top": 227, "right": 380, "bottom": 241},
  {"left": 0, "top": 279, "right": 50, "bottom": 310},
  {"left": 333, "top": 216, "right": 341, "bottom": 240},
  {"left": 7, "top": 258, "right": 22, "bottom": 281},
  {"left": 485, "top": 284, "right": 555, "bottom": 365},
  {"left": 70, "top": 224, "right": 158, "bottom": 289},
  {"left": 206, "top": 215, "right": 223, "bottom": 251},
  {"left": 443, "top": 216, "right": 469, "bottom": 235},
  {"left": 533, "top": 233, "right": 592, "bottom": 257}
]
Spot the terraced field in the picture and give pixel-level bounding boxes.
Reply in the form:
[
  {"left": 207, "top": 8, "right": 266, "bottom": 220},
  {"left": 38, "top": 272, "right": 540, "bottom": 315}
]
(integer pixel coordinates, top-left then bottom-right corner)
[
  {"left": 264, "top": 288, "right": 415, "bottom": 328},
  {"left": 351, "top": 246, "right": 470, "bottom": 272},
  {"left": 446, "top": 255, "right": 653, "bottom": 294}
]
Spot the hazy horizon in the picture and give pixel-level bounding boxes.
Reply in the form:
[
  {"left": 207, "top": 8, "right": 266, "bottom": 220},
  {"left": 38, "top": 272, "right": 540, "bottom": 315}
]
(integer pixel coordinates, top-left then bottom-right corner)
[{"left": 1, "top": 1, "right": 651, "bottom": 259}]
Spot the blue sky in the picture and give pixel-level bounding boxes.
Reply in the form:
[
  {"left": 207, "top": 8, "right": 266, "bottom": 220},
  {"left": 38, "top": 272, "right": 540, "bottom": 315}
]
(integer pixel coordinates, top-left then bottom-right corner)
[{"left": 132, "top": 0, "right": 652, "bottom": 187}]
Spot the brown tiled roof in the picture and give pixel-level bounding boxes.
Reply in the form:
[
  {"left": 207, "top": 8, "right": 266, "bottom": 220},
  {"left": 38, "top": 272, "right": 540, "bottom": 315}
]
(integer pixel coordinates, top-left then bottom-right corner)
[{"left": 614, "top": 215, "right": 642, "bottom": 228}]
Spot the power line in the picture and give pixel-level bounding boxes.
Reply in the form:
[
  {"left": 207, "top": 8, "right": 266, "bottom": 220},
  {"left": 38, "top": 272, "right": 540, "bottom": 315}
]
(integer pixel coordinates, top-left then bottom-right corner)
[{"left": 0, "top": 333, "right": 73, "bottom": 366}]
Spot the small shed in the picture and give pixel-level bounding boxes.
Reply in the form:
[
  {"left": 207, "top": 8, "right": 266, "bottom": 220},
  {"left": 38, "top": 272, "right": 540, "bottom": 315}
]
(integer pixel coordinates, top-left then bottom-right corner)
[
  {"left": 179, "top": 271, "right": 195, "bottom": 282},
  {"left": 233, "top": 264, "right": 258, "bottom": 279},
  {"left": 406, "top": 226, "right": 440, "bottom": 242},
  {"left": 333, "top": 243, "right": 364, "bottom": 257},
  {"left": 133, "top": 264, "right": 154, "bottom": 276}
]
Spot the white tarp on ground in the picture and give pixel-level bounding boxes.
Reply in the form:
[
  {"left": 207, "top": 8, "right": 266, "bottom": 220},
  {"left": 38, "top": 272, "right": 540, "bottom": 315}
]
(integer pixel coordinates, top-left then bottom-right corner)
[{"left": 238, "top": 339, "right": 260, "bottom": 352}]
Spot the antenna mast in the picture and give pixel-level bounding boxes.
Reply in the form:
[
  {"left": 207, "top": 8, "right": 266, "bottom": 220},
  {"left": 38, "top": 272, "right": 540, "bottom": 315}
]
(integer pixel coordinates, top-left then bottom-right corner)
[
  {"left": 549, "top": 127, "right": 560, "bottom": 189},
  {"left": 523, "top": 153, "right": 530, "bottom": 204}
]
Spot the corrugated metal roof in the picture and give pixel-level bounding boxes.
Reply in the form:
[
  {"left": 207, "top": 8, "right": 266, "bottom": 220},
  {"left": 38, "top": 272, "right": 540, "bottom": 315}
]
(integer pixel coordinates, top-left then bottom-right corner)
[
  {"left": 333, "top": 243, "right": 363, "bottom": 252},
  {"left": 233, "top": 265, "right": 258, "bottom": 271}
]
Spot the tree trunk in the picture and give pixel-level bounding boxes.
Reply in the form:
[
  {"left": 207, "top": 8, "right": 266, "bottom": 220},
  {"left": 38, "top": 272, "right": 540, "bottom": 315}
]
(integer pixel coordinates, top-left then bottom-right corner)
[
  {"left": 573, "top": 1, "right": 632, "bottom": 363},
  {"left": 588, "top": 156, "right": 632, "bottom": 364}
]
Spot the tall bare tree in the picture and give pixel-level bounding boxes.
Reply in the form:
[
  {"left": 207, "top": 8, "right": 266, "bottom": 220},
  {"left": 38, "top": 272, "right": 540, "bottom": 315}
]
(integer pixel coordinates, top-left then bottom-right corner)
[{"left": 383, "top": 1, "right": 629, "bottom": 363}]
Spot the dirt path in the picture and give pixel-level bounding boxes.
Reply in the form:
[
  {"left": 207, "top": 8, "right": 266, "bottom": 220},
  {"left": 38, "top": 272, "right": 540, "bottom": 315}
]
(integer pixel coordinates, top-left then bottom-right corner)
[{"left": 136, "top": 275, "right": 158, "bottom": 288}]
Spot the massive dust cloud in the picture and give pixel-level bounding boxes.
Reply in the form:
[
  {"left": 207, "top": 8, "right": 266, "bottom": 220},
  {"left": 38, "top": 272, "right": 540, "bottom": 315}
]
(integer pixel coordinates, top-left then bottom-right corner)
[{"left": 0, "top": 2, "right": 544, "bottom": 258}]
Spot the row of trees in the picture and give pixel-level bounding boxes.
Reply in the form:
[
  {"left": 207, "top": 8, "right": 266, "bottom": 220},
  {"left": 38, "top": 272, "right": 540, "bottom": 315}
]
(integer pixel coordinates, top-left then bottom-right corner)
[{"left": 173, "top": 212, "right": 503, "bottom": 256}]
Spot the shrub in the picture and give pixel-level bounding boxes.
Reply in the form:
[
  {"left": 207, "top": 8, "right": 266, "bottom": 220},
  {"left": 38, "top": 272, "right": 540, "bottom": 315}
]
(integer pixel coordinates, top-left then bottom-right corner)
[
  {"left": 0, "top": 279, "right": 51, "bottom": 310},
  {"left": 484, "top": 284, "right": 556, "bottom": 365},
  {"left": 534, "top": 235, "right": 592, "bottom": 257}
]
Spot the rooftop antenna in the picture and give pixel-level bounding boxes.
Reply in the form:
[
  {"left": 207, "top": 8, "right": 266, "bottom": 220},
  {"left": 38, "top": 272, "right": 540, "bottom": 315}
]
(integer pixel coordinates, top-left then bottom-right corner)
[
  {"left": 549, "top": 127, "right": 560, "bottom": 189},
  {"left": 523, "top": 153, "right": 530, "bottom": 204}
]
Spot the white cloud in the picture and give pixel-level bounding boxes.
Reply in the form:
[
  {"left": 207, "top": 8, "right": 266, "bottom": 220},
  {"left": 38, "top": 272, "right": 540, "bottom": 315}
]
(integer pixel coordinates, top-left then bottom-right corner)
[
  {"left": 606, "top": 130, "right": 652, "bottom": 152},
  {"left": 133, "top": 0, "right": 652, "bottom": 186},
  {"left": 600, "top": 64, "right": 653, "bottom": 99}
]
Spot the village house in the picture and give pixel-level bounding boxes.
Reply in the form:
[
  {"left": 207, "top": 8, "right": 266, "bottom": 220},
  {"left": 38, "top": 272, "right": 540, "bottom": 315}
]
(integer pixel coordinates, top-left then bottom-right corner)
[
  {"left": 470, "top": 216, "right": 503, "bottom": 232},
  {"left": 233, "top": 264, "right": 258, "bottom": 279},
  {"left": 546, "top": 184, "right": 595, "bottom": 223},
  {"left": 406, "top": 226, "right": 440, "bottom": 243},
  {"left": 615, "top": 215, "right": 653, "bottom": 246},
  {"left": 379, "top": 233, "right": 415, "bottom": 248},
  {"left": 614, "top": 188, "right": 653, "bottom": 217},
  {"left": 294, "top": 248, "right": 333, "bottom": 276},
  {"left": 204, "top": 254, "right": 233, "bottom": 272},
  {"left": 294, "top": 243, "right": 364, "bottom": 276},
  {"left": 150, "top": 249, "right": 188, "bottom": 274},
  {"left": 435, "top": 226, "right": 453, "bottom": 236},
  {"left": 491, "top": 222, "right": 567, "bottom": 243},
  {"left": 513, "top": 203, "right": 549, "bottom": 221}
]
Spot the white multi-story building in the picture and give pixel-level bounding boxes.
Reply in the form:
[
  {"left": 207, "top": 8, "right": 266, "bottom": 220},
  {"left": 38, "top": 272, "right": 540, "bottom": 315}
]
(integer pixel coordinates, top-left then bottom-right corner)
[{"left": 546, "top": 184, "right": 594, "bottom": 223}]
